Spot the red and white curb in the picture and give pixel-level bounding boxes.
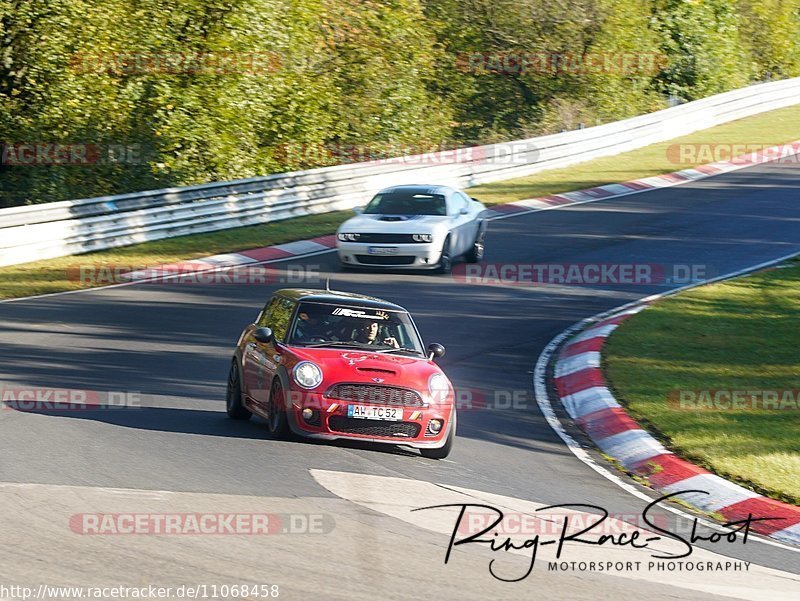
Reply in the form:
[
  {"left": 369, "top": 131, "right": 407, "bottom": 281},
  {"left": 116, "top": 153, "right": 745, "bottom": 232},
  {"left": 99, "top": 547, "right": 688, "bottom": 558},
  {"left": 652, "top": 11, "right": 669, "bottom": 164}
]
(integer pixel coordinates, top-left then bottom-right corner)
[
  {"left": 121, "top": 235, "right": 338, "bottom": 282},
  {"left": 119, "top": 140, "right": 800, "bottom": 281},
  {"left": 552, "top": 295, "right": 800, "bottom": 547}
]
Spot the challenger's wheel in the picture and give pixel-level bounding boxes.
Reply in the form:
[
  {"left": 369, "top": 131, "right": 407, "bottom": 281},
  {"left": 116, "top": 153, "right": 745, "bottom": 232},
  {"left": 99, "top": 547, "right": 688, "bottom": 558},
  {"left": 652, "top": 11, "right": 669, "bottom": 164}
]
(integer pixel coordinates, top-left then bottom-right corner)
[
  {"left": 420, "top": 411, "right": 456, "bottom": 459},
  {"left": 225, "top": 359, "right": 252, "bottom": 420},
  {"left": 435, "top": 237, "right": 452, "bottom": 274},
  {"left": 465, "top": 229, "right": 485, "bottom": 263},
  {"left": 267, "top": 379, "right": 290, "bottom": 438}
]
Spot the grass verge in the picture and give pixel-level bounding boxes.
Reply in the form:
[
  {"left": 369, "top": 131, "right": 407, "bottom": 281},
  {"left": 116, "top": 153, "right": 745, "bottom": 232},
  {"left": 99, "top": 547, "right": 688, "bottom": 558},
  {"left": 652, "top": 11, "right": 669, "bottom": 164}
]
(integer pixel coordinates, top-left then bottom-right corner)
[
  {"left": 468, "top": 104, "right": 800, "bottom": 205},
  {"left": 2, "top": 104, "right": 800, "bottom": 300},
  {"left": 0, "top": 212, "right": 349, "bottom": 300},
  {"left": 603, "top": 259, "right": 800, "bottom": 505}
]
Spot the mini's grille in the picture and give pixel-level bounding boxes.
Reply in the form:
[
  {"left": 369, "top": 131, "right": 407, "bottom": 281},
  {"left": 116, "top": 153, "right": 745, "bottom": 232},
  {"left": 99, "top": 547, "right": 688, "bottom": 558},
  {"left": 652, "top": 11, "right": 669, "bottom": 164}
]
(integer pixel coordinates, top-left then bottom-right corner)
[
  {"left": 327, "top": 384, "right": 424, "bottom": 407},
  {"left": 328, "top": 416, "right": 421, "bottom": 438}
]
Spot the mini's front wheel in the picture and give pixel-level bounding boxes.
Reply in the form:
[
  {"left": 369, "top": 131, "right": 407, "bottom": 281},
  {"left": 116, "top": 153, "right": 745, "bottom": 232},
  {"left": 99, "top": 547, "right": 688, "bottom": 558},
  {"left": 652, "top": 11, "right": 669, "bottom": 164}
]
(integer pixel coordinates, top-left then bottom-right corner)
[
  {"left": 225, "top": 359, "right": 252, "bottom": 421},
  {"left": 267, "top": 379, "right": 290, "bottom": 438}
]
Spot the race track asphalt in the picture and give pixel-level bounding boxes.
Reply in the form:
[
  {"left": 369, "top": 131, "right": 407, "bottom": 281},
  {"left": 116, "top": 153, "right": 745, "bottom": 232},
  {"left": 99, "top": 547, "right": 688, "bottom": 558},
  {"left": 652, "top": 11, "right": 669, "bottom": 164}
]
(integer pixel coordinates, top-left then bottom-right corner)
[{"left": 1, "top": 159, "right": 798, "bottom": 599}]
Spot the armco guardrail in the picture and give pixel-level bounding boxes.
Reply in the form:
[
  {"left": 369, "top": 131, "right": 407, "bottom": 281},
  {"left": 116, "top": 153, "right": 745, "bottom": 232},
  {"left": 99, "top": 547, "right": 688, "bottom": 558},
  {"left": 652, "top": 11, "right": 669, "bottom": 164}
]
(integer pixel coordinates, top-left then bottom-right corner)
[{"left": 2, "top": 77, "right": 799, "bottom": 267}]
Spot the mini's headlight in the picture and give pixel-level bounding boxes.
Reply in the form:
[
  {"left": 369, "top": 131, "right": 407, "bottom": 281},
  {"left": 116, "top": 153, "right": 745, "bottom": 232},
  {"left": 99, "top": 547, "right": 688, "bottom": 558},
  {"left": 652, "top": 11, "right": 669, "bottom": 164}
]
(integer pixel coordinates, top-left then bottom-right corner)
[
  {"left": 412, "top": 233, "right": 432, "bottom": 243},
  {"left": 337, "top": 233, "right": 361, "bottom": 242},
  {"left": 294, "top": 361, "right": 323, "bottom": 389},
  {"left": 428, "top": 373, "right": 451, "bottom": 403}
]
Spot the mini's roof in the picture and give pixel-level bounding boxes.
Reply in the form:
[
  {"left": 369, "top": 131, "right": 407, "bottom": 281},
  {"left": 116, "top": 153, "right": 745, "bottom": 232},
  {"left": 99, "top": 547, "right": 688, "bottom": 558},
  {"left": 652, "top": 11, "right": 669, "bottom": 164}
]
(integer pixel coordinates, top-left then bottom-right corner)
[{"left": 273, "top": 288, "right": 407, "bottom": 311}]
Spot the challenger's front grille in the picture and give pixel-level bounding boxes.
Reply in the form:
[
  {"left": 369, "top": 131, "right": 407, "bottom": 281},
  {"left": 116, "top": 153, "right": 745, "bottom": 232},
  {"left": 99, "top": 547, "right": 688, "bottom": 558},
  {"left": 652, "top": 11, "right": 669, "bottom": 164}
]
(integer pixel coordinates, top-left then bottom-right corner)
[
  {"left": 354, "top": 233, "right": 419, "bottom": 243},
  {"left": 355, "top": 255, "right": 416, "bottom": 265},
  {"left": 327, "top": 384, "right": 425, "bottom": 407},
  {"left": 328, "top": 416, "right": 422, "bottom": 438}
]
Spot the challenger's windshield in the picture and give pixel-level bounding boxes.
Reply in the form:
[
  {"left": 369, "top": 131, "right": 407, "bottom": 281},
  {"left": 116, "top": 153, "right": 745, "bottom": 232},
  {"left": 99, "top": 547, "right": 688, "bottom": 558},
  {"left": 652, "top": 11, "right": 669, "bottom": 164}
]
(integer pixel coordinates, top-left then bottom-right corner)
[
  {"left": 363, "top": 191, "right": 447, "bottom": 216},
  {"left": 287, "top": 302, "right": 425, "bottom": 355}
]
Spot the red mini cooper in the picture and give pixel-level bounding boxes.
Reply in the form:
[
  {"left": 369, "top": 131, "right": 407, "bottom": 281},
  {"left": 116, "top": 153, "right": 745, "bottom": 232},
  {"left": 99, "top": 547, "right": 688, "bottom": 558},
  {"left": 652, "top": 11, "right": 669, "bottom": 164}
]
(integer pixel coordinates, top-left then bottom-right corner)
[{"left": 225, "top": 288, "right": 456, "bottom": 458}]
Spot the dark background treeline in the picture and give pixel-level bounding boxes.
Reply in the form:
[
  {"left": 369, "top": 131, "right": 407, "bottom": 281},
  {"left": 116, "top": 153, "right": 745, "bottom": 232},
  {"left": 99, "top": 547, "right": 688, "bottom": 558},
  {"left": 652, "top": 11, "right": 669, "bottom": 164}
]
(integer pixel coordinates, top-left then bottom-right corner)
[{"left": 1, "top": 0, "right": 798, "bottom": 207}]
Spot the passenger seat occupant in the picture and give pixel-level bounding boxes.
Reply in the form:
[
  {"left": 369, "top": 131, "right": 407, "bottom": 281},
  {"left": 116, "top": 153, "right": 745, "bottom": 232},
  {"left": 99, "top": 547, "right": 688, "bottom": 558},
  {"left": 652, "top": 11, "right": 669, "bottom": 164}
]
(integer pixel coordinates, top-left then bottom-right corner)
[{"left": 295, "top": 312, "right": 330, "bottom": 341}]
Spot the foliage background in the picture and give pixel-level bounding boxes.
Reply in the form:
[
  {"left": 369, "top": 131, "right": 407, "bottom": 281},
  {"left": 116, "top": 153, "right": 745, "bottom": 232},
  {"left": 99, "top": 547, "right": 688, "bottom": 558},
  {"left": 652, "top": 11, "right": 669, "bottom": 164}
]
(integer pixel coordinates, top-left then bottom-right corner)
[{"left": 1, "top": 0, "right": 798, "bottom": 207}]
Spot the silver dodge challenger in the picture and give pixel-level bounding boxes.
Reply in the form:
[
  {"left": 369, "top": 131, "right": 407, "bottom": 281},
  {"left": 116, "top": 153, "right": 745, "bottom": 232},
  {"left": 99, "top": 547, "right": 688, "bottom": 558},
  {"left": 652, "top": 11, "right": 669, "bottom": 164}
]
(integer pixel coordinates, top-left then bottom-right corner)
[{"left": 335, "top": 185, "right": 488, "bottom": 272}]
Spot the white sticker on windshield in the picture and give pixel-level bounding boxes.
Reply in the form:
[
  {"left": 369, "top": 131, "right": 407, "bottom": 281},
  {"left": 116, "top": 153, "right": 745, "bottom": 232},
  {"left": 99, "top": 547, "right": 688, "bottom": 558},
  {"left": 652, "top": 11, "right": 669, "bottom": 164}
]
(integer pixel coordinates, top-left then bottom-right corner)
[{"left": 331, "top": 308, "right": 389, "bottom": 320}]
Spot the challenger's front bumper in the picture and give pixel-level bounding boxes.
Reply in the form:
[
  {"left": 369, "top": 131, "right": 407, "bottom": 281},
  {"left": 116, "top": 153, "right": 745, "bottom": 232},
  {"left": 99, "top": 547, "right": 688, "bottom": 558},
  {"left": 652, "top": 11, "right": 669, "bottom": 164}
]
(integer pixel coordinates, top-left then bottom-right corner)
[{"left": 336, "top": 241, "right": 443, "bottom": 269}]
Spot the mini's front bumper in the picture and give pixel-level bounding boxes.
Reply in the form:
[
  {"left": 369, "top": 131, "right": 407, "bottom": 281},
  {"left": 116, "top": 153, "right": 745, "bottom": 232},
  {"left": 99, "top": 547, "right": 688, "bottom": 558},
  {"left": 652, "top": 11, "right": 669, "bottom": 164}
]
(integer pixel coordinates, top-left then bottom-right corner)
[{"left": 285, "top": 389, "right": 454, "bottom": 449}]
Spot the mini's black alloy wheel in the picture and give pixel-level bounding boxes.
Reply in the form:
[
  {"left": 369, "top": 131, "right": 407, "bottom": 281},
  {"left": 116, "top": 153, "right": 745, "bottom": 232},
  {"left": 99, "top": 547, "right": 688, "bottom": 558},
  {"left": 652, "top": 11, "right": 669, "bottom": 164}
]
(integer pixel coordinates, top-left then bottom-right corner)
[{"left": 225, "top": 359, "right": 252, "bottom": 420}]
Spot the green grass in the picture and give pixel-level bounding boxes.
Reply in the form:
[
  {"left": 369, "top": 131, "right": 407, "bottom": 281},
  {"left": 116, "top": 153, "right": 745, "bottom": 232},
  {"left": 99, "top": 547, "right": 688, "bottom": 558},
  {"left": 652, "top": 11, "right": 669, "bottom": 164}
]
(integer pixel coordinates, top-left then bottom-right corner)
[
  {"left": 604, "top": 261, "right": 800, "bottom": 505},
  {"left": 0, "top": 211, "right": 348, "bottom": 299},
  {"left": 2, "top": 104, "right": 800, "bottom": 300}
]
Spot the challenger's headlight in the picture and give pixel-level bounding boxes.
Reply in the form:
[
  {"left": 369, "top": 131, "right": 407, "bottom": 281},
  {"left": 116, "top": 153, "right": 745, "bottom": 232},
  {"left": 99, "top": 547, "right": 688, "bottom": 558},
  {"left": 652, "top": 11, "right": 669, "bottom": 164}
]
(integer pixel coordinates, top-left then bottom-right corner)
[
  {"left": 412, "top": 233, "right": 432, "bottom": 243},
  {"left": 294, "top": 361, "right": 323, "bottom": 389},
  {"left": 428, "top": 372, "right": 451, "bottom": 403},
  {"left": 337, "top": 233, "right": 361, "bottom": 242}
]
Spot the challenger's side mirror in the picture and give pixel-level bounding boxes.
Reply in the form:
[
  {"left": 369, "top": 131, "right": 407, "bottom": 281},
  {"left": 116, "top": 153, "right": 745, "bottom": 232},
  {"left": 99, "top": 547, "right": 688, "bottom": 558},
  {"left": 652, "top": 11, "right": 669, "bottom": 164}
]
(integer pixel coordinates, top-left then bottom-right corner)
[{"left": 427, "top": 343, "right": 446, "bottom": 360}]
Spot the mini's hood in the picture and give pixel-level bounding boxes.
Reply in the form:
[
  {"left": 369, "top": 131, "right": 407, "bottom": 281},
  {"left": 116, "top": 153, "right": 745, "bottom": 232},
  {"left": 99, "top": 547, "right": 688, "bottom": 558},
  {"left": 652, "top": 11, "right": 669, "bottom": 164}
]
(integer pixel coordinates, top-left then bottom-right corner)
[
  {"left": 288, "top": 347, "right": 443, "bottom": 392},
  {"left": 338, "top": 213, "right": 450, "bottom": 233}
]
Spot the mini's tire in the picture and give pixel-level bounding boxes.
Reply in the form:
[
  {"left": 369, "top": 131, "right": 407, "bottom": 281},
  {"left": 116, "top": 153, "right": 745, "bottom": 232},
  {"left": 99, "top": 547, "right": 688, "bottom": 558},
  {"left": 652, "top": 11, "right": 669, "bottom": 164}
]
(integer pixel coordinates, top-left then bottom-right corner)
[
  {"left": 225, "top": 359, "right": 252, "bottom": 420},
  {"left": 267, "top": 379, "right": 290, "bottom": 438}
]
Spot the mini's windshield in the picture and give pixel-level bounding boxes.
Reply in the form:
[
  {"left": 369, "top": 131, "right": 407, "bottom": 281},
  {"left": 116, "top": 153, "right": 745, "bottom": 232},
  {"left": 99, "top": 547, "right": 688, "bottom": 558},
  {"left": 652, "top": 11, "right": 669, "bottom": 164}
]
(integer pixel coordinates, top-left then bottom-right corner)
[
  {"left": 363, "top": 191, "right": 446, "bottom": 216},
  {"left": 287, "top": 301, "right": 425, "bottom": 355}
]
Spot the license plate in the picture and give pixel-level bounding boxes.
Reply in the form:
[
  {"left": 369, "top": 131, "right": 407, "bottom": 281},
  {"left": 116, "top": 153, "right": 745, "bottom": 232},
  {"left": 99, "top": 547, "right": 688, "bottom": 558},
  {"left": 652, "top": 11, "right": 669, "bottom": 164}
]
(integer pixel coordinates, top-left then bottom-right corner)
[
  {"left": 368, "top": 246, "right": 399, "bottom": 255},
  {"left": 347, "top": 405, "right": 403, "bottom": 420}
]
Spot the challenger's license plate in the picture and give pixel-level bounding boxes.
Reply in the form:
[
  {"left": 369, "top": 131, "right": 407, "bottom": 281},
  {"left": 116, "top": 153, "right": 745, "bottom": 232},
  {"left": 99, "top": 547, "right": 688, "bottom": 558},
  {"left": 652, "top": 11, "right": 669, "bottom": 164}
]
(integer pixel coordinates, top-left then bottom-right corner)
[
  {"left": 347, "top": 405, "right": 402, "bottom": 420},
  {"left": 367, "top": 246, "right": 399, "bottom": 255}
]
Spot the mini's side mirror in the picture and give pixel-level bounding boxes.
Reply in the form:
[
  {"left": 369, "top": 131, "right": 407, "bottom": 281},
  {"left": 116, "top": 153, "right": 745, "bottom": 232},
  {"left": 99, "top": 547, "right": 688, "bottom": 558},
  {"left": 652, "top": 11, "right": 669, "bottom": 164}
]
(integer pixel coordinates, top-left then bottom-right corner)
[
  {"left": 353, "top": 206, "right": 364, "bottom": 215},
  {"left": 427, "top": 343, "right": 446, "bottom": 360},
  {"left": 253, "top": 327, "right": 274, "bottom": 344},
  {"left": 459, "top": 207, "right": 469, "bottom": 215}
]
